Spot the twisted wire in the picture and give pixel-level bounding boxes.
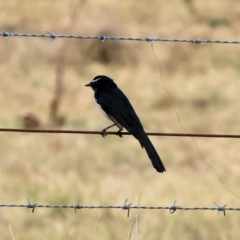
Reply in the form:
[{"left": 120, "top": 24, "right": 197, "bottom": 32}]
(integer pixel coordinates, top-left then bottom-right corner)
[{"left": 1, "top": 32, "right": 240, "bottom": 44}]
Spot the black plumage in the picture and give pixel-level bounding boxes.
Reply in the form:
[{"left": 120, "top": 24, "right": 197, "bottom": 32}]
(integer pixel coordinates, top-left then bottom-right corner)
[{"left": 85, "top": 75, "right": 166, "bottom": 173}]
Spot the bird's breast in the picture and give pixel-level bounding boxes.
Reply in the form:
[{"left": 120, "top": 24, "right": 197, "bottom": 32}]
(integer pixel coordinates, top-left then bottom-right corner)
[
  {"left": 94, "top": 97, "right": 109, "bottom": 119},
  {"left": 94, "top": 97, "right": 123, "bottom": 130}
]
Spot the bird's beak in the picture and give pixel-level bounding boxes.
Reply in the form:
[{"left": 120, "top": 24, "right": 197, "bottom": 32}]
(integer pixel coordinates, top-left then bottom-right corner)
[{"left": 85, "top": 82, "right": 91, "bottom": 87}]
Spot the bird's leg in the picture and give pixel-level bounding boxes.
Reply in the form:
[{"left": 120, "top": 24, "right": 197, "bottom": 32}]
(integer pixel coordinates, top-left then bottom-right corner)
[{"left": 101, "top": 123, "right": 116, "bottom": 137}]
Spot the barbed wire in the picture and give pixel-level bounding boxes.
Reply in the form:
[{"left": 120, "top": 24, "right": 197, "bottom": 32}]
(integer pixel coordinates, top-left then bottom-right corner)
[
  {"left": 0, "top": 199, "right": 236, "bottom": 216},
  {"left": 1, "top": 31, "right": 240, "bottom": 44},
  {"left": 0, "top": 127, "right": 240, "bottom": 138}
]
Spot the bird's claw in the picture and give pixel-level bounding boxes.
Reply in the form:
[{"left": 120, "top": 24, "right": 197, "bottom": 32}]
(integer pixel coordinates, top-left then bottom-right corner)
[
  {"left": 101, "top": 129, "right": 122, "bottom": 138},
  {"left": 116, "top": 130, "right": 123, "bottom": 138},
  {"left": 101, "top": 129, "right": 108, "bottom": 138}
]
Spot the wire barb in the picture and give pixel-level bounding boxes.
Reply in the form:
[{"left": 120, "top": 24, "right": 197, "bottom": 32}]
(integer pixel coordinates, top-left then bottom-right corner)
[
  {"left": 192, "top": 38, "right": 204, "bottom": 44},
  {"left": 100, "top": 35, "right": 106, "bottom": 42},
  {"left": 47, "top": 31, "right": 57, "bottom": 40},
  {"left": 75, "top": 199, "right": 82, "bottom": 213},
  {"left": 122, "top": 199, "right": 132, "bottom": 217},
  {"left": 146, "top": 37, "right": 154, "bottom": 46},
  {"left": 2, "top": 31, "right": 10, "bottom": 40},
  {"left": 27, "top": 198, "right": 37, "bottom": 213},
  {"left": 169, "top": 200, "right": 180, "bottom": 214},
  {"left": 214, "top": 202, "right": 227, "bottom": 216}
]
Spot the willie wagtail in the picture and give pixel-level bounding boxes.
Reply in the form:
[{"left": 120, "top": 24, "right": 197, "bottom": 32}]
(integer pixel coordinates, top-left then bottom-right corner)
[{"left": 85, "top": 75, "right": 166, "bottom": 173}]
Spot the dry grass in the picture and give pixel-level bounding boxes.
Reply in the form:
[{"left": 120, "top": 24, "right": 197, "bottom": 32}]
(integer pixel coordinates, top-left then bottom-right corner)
[{"left": 0, "top": 0, "right": 240, "bottom": 239}]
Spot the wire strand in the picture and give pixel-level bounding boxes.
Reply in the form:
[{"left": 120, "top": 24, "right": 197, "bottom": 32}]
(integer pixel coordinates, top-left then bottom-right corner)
[
  {"left": 1, "top": 32, "right": 240, "bottom": 44},
  {"left": 0, "top": 202, "right": 236, "bottom": 216},
  {"left": 0, "top": 128, "right": 240, "bottom": 138}
]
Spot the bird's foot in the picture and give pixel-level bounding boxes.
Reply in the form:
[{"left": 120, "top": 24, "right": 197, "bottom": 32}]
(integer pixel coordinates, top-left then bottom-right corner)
[
  {"left": 116, "top": 129, "right": 123, "bottom": 138},
  {"left": 101, "top": 128, "right": 122, "bottom": 138},
  {"left": 101, "top": 129, "right": 108, "bottom": 138}
]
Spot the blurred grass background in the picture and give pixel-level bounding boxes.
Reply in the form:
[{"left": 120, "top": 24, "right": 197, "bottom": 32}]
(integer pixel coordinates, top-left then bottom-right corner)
[{"left": 0, "top": 0, "right": 240, "bottom": 239}]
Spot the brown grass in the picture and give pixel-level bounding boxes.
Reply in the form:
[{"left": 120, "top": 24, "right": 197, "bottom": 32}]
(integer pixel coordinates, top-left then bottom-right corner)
[{"left": 0, "top": 0, "right": 240, "bottom": 239}]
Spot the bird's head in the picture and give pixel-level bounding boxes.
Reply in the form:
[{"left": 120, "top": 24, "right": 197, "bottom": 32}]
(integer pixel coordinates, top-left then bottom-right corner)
[{"left": 85, "top": 75, "right": 117, "bottom": 91}]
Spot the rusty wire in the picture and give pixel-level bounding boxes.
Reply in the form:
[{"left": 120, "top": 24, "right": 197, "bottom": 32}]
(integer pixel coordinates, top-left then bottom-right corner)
[{"left": 0, "top": 128, "right": 239, "bottom": 138}]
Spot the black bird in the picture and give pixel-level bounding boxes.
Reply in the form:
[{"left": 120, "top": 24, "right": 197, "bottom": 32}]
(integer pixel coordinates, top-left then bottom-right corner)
[{"left": 85, "top": 75, "right": 166, "bottom": 173}]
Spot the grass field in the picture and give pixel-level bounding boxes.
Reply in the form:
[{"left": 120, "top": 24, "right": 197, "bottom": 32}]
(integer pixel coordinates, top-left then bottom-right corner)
[{"left": 0, "top": 0, "right": 240, "bottom": 239}]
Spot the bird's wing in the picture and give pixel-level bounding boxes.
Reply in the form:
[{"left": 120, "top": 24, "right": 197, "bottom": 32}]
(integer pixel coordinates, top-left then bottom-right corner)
[{"left": 96, "top": 88, "right": 144, "bottom": 134}]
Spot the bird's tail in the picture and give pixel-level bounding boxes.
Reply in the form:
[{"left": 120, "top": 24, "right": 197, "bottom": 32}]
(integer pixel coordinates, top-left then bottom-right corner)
[{"left": 134, "top": 130, "right": 166, "bottom": 173}]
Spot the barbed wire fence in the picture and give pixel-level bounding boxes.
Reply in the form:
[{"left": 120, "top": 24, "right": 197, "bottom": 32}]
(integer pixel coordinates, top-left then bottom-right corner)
[
  {"left": 1, "top": 31, "right": 240, "bottom": 44},
  {"left": 0, "top": 199, "right": 236, "bottom": 216},
  {"left": 1, "top": 31, "right": 240, "bottom": 218}
]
